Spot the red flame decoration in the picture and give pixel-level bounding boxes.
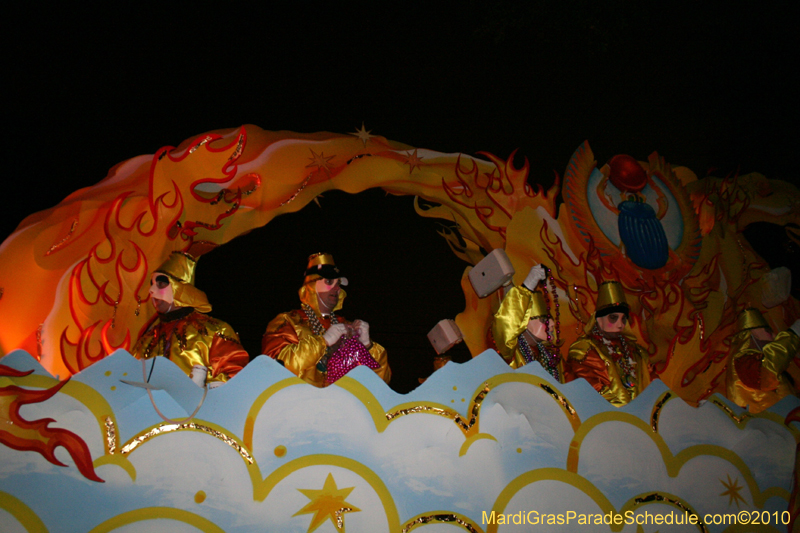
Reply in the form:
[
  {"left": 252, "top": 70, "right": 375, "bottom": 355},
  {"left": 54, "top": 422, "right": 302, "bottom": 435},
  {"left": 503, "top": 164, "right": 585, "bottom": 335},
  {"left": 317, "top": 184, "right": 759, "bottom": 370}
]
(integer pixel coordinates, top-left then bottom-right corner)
[{"left": 0, "top": 364, "right": 103, "bottom": 482}]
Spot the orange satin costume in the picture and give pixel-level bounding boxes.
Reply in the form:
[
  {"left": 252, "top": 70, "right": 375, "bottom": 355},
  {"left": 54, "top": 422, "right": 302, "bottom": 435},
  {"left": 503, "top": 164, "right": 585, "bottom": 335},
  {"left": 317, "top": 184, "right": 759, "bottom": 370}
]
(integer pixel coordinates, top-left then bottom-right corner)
[
  {"left": 491, "top": 285, "right": 564, "bottom": 381},
  {"left": 131, "top": 252, "right": 248, "bottom": 384},
  {"left": 726, "top": 308, "right": 800, "bottom": 413},
  {"left": 262, "top": 282, "right": 391, "bottom": 388},
  {"left": 566, "top": 329, "right": 651, "bottom": 406}
]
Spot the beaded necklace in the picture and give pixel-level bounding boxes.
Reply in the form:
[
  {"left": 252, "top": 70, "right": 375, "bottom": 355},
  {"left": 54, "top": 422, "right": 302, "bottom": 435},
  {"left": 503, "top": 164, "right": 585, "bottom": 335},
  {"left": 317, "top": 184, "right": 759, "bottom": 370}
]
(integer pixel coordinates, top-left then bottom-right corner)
[
  {"left": 542, "top": 268, "right": 561, "bottom": 345},
  {"left": 518, "top": 332, "right": 561, "bottom": 381},
  {"left": 592, "top": 324, "right": 636, "bottom": 388},
  {"left": 302, "top": 303, "right": 338, "bottom": 372}
]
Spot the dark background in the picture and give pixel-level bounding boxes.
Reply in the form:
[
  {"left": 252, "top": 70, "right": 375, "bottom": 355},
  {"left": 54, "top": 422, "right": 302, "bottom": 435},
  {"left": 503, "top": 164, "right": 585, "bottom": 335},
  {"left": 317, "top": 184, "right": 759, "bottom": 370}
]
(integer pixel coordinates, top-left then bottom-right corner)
[{"left": 3, "top": 3, "right": 798, "bottom": 392}]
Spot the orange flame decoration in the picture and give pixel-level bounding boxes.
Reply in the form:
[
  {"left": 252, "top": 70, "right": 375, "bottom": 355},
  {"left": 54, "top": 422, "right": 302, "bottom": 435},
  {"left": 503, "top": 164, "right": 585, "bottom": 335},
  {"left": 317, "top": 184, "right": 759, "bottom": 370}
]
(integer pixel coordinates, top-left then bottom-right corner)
[
  {"left": 0, "top": 364, "right": 103, "bottom": 482},
  {"left": 1, "top": 126, "right": 800, "bottom": 405}
]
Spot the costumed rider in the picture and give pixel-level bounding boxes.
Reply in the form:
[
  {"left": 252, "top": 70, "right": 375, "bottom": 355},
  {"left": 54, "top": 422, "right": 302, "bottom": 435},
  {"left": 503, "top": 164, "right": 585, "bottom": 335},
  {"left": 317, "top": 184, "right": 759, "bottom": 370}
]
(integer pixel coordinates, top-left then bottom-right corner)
[
  {"left": 131, "top": 252, "right": 249, "bottom": 387},
  {"left": 491, "top": 264, "right": 564, "bottom": 381},
  {"left": 565, "top": 281, "right": 652, "bottom": 406},
  {"left": 261, "top": 253, "right": 391, "bottom": 387},
  {"left": 726, "top": 307, "right": 800, "bottom": 413}
]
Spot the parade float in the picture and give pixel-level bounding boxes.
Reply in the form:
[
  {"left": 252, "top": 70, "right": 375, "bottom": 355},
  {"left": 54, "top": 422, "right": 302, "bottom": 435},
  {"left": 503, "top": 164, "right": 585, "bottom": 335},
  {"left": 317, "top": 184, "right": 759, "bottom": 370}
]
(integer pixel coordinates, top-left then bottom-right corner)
[{"left": 1, "top": 125, "right": 799, "bottom": 532}]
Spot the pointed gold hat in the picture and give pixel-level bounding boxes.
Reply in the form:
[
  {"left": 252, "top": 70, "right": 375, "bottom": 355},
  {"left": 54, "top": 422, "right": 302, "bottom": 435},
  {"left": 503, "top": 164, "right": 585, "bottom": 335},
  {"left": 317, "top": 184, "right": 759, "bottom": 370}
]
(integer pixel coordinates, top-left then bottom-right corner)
[
  {"left": 156, "top": 251, "right": 198, "bottom": 285},
  {"left": 154, "top": 252, "right": 211, "bottom": 313},
  {"left": 737, "top": 307, "right": 770, "bottom": 333}
]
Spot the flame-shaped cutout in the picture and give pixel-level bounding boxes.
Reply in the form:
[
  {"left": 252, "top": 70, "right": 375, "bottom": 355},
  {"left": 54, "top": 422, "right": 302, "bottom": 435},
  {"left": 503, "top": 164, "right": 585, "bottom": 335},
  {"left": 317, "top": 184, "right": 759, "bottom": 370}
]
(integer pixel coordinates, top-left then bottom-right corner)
[{"left": 0, "top": 365, "right": 103, "bottom": 482}]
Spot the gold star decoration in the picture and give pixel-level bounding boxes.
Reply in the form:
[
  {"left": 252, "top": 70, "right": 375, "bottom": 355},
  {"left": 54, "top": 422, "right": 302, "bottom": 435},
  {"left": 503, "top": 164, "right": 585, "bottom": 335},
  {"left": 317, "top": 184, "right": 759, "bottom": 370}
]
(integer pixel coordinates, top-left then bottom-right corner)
[
  {"left": 349, "top": 122, "right": 374, "bottom": 147},
  {"left": 403, "top": 149, "right": 423, "bottom": 174},
  {"left": 306, "top": 149, "right": 336, "bottom": 175},
  {"left": 719, "top": 474, "right": 747, "bottom": 508},
  {"left": 294, "top": 473, "right": 361, "bottom": 532}
]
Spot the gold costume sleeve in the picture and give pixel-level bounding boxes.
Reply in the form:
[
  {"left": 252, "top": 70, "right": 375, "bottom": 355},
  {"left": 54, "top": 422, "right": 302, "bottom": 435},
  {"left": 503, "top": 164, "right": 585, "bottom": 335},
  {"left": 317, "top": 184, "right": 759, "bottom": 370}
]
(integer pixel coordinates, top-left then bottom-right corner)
[
  {"left": 262, "top": 312, "right": 328, "bottom": 386},
  {"left": 368, "top": 342, "right": 392, "bottom": 384},
  {"left": 206, "top": 322, "right": 249, "bottom": 382},
  {"left": 491, "top": 285, "right": 534, "bottom": 365},
  {"left": 733, "top": 330, "right": 800, "bottom": 391},
  {"left": 131, "top": 312, "right": 248, "bottom": 383}
]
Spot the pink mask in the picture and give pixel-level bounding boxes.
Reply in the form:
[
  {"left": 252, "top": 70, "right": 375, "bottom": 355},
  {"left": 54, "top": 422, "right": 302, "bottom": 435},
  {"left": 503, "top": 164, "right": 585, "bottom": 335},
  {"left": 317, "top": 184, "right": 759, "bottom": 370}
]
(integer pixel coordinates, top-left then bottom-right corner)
[
  {"left": 315, "top": 278, "right": 341, "bottom": 313},
  {"left": 527, "top": 317, "right": 549, "bottom": 341},
  {"left": 315, "top": 278, "right": 340, "bottom": 293},
  {"left": 149, "top": 273, "right": 174, "bottom": 304}
]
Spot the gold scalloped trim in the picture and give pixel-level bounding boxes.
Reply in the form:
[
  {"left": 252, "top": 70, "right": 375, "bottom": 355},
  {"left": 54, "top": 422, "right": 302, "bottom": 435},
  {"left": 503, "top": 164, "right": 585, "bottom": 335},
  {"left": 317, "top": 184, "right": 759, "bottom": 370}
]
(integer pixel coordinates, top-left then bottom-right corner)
[
  {"left": 105, "top": 416, "right": 117, "bottom": 454},
  {"left": 382, "top": 378, "right": 578, "bottom": 437},
  {"left": 401, "top": 513, "right": 482, "bottom": 533},
  {"left": 632, "top": 492, "right": 707, "bottom": 533},
  {"left": 710, "top": 398, "right": 752, "bottom": 424},
  {"left": 651, "top": 391, "right": 674, "bottom": 432},
  {"left": 113, "top": 420, "right": 253, "bottom": 464}
]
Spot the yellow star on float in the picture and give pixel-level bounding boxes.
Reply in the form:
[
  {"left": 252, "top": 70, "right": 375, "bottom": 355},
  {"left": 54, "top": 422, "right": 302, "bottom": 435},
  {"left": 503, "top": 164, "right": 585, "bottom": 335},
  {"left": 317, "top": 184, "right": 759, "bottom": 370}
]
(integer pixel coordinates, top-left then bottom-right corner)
[
  {"left": 306, "top": 149, "right": 335, "bottom": 174},
  {"left": 719, "top": 474, "right": 747, "bottom": 508},
  {"left": 294, "top": 473, "right": 361, "bottom": 532},
  {"left": 403, "top": 149, "right": 423, "bottom": 174},
  {"left": 349, "top": 122, "right": 374, "bottom": 147}
]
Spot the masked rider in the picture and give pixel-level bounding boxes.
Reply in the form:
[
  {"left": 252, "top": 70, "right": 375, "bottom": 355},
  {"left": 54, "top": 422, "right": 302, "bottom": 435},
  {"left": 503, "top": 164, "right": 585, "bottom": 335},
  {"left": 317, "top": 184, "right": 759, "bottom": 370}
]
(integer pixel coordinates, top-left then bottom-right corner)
[
  {"left": 491, "top": 264, "right": 564, "bottom": 381},
  {"left": 565, "top": 281, "right": 652, "bottom": 406},
  {"left": 261, "top": 253, "right": 391, "bottom": 387},
  {"left": 726, "top": 307, "right": 800, "bottom": 413},
  {"left": 131, "top": 252, "right": 249, "bottom": 387}
]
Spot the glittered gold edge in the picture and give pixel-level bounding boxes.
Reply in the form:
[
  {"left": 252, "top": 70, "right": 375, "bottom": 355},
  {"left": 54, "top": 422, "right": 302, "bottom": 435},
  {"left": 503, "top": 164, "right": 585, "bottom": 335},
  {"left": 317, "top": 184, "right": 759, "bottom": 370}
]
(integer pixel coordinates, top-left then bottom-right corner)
[
  {"left": 334, "top": 507, "right": 355, "bottom": 529},
  {"left": 383, "top": 378, "right": 578, "bottom": 438},
  {"left": 386, "top": 385, "right": 491, "bottom": 434},
  {"left": 709, "top": 398, "right": 752, "bottom": 425},
  {"left": 651, "top": 391, "right": 674, "bottom": 432},
  {"left": 105, "top": 416, "right": 117, "bottom": 455},
  {"left": 280, "top": 174, "right": 313, "bottom": 207},
  {"left": 111, "top": 420, "right": 253, "bottom": 464},
  {"left": 188, "top": 135, "right": 213, "bottom": 154},
  {"left": 401, "top": 513, "right": 483, "bottom": 533},
  {"left": 632, "top": 492, "right": 707, "bottom": 533},
  {"left": 45, "top": 219, "right": 78, "bottom": 256},
  {"left": 539, "top": 383, "right": 577, "bottom": 418}
]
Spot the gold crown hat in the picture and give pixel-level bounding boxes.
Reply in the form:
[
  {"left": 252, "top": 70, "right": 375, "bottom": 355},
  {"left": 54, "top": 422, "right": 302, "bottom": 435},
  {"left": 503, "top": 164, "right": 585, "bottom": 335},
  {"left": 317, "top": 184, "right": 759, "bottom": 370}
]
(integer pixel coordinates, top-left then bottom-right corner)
[
  {"left": 302, "top": 253, "right": 349, "bottom": 286},
  {"left": 737, "top": 307, "right": 770, "bottom": 333},
  {"left": 154, "top": 252, "right": 212, "bottom": 313},
  {"left": 529, "top": 290, "right": 550, "bottom": 319},
  {"left": 595, "top": 281, "right": 629, "bottom": 315}
]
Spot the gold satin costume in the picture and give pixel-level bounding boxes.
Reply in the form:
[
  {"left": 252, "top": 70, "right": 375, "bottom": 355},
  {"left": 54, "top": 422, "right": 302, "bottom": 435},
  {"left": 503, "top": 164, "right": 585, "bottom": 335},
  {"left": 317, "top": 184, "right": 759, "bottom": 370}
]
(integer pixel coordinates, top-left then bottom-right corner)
[
  {"left": 726, "top": 308, "right": 800, "bottom": 413},
  {"left": 131, "top": 252, "right": 248, "bottom": 383},
  {"left": 565, "top": 281, "right": 652, "bottom": 407},
  {"left": 491, "top": 285, "right": 564, "bottom": 381},
  {"left": 262, "top": 277, "right": 391, "bottom": 388}
]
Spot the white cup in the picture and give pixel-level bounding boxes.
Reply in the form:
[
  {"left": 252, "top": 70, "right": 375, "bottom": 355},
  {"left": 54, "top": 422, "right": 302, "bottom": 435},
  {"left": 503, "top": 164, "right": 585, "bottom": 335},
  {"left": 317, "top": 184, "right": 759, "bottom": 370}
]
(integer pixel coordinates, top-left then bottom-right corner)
[{"left": 189, "top": 365, "right": 208, "bottom": 388}]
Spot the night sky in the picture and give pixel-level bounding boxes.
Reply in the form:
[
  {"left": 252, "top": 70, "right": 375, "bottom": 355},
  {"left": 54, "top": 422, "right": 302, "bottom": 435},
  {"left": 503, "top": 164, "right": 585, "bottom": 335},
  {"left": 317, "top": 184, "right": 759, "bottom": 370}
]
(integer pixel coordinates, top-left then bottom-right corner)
[{"left": 3, "top": 4, "right": 797, "bottom": 392}]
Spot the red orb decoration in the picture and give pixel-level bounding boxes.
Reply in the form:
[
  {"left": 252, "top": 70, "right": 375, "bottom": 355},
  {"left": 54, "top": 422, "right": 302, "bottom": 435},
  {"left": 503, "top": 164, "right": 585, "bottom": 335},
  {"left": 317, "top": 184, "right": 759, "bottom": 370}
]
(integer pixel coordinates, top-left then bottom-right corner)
[{"left": 607, "top": 154, "right": 648, "bottom": 193}]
